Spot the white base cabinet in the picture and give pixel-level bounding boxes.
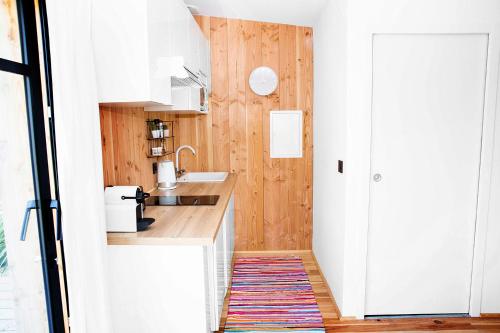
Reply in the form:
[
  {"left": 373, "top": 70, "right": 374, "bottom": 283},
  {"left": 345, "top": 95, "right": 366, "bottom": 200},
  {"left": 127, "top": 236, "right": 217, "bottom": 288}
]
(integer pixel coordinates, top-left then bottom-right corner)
[
  {"left": 107, "top": 194, "right": 234, "bottom": 332},
  {"left": 224, "top": 195, "right": 235, "bottom": 287},
  {"left": 208, "top": 223, "right": 226, "bottom": 330}
]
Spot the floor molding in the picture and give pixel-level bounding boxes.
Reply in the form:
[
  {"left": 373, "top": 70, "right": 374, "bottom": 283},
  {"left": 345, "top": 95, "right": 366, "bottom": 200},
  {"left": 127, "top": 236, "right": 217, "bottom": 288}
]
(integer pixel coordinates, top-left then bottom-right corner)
[
  {"left": 481, "top": 313, "right": 500, "bottom": 318},
  {"left": 234, "top": 250, "right": 313, "bottom": 255},
  {"left": 311, "top": 250, "right": 343, "bottom": 319}
]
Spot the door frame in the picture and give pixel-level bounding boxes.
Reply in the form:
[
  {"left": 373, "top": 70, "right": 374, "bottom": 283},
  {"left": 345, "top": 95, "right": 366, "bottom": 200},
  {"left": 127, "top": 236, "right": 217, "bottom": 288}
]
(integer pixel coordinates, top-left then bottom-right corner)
[
  {"left": 338, "top": 11, "right": 500, "bottom": 316},
  {"left": 364, "top": 33, "right": 491, "bottom": 316},
  {"left": 353, "top": 31, "right": 500, "bottom": 318}
]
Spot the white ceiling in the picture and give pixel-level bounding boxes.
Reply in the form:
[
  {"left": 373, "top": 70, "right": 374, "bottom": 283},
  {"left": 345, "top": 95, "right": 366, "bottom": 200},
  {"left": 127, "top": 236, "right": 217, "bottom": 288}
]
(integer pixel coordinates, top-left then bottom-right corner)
[{"left": 183, "top": 0, "right": 327, "bottom": 27}]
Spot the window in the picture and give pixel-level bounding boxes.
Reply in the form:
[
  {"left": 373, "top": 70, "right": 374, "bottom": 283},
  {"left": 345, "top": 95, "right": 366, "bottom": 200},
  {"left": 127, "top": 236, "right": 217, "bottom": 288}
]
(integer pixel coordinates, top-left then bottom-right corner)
[{"left": 0, "top": 0, "right": 67, "bottom": 331}]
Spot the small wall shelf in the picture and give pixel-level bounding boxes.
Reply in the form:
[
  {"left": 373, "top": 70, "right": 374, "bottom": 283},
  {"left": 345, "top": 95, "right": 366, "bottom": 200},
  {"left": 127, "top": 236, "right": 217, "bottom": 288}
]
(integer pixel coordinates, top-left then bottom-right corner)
[
  {"left": 146, "top": 151, "right": 174, "bottom": 158},
  {"left": 146, "top": 119, "right": 175, "bottom": 158},
  {"left": 147, "top": 136, "right": 175, "bottom": 141}
]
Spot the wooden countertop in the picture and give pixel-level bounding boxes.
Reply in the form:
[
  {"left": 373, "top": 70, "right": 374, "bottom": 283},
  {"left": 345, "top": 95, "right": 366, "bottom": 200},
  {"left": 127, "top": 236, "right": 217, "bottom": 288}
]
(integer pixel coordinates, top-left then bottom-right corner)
[{"left": 107, "top": 174, "right": 237, "bottom": 246}]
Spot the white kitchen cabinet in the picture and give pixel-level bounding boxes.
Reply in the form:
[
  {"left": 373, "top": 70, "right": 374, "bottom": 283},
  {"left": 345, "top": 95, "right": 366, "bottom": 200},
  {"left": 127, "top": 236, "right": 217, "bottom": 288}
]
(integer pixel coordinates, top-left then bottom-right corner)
[
  {"left": 207, "top": 193, "right": 235, "bottom": 330},
  {"left": 168, "top": 0, "right": 190, "bottom": 65},
  {"left": 188, "top": 18, "right": 201, "bottom": 73},
  {"left": 208, "top": 221, "right": 226, "bottom": 330},
  {"left": 108, "top": 246, "right": 209, "bottom": 332},
  {"left": 223, "top": 194, "right": 235, "bottom": 286},
  {"left": 107, "top": 196, "right": 234, "bottom": 332},
  {"left": 92, "top": 0, "right": 210, "bottom": 107},
  {"left": 199, "top": 30, "right": 211, "bottom": 91}
]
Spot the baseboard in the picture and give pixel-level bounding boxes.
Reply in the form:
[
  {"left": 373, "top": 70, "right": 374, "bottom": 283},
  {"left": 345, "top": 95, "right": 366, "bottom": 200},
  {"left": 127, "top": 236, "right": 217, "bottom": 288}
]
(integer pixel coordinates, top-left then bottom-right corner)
[
  {"left": 234, "top": 250, "right": 312, "bottom": 254},
  {"left": 310, "top": 250, "right": 343, "bottom": 319},
  {"left": 481, "top": 313, "right": 500, "bottom": 318}
]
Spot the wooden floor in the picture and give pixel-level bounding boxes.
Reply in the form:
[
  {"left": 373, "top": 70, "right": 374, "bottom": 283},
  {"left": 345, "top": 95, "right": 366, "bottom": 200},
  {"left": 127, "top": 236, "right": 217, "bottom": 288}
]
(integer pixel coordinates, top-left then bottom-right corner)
[{"left": 218, "top": 251, "right": 500, "bottom": 333}]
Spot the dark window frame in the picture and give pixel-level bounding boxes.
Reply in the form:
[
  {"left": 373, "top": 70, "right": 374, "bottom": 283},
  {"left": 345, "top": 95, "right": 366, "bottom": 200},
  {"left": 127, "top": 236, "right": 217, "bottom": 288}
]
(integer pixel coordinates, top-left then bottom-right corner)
[{"left": 0, "top": 0, "right": 66, "bottom": 331}]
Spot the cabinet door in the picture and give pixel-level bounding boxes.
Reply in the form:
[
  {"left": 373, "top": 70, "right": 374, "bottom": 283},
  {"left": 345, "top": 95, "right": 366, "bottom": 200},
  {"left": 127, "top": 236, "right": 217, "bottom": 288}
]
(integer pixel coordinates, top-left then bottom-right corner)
[
  {"left": 92, "top": 0, "right": 150, "bottom": 103},
  {"left": 188, "top": 18, "right": 201, "bottom": 72},
  {"left": 169, "top": 0, "right": 190, "bottom": 59},
  {"left": 199, "top": 31, "right": 211, "bottom": 91},
  {"left": 211, "top": 223, "right": 226, "bottom": 330},
  {"left": 198, "top": 30, "right": 208, "bottom": 74},
  {"left": 224, "top": 194, "right": 235, "bottom": 287}
]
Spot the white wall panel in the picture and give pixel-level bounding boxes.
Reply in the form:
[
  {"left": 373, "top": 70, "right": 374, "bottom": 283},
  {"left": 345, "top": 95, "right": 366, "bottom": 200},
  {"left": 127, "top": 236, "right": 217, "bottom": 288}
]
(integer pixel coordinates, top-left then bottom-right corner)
[{"left": 313, "top": 0, "right": 348, "bottom": 313}]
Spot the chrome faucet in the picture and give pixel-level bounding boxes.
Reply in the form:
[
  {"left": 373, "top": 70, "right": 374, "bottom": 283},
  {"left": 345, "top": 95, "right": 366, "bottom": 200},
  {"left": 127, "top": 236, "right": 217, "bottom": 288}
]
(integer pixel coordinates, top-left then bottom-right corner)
[{"left": 175, "top": 145, "right": 196, "bottom": 177}]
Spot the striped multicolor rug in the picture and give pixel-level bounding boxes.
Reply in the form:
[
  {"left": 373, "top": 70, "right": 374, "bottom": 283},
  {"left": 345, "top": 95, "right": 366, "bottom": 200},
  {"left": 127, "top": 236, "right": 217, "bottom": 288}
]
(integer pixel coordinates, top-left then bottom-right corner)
[{"left": 224, "top": 256, "right": 325, "bottom": 332}]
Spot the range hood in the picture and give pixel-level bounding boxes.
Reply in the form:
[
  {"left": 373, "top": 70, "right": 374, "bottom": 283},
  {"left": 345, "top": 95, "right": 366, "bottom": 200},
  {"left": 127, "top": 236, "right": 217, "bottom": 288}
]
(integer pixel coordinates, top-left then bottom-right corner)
[
  {"left": 145, "top": 57, "right": 209, "bottom": 113},
  {"left": 155, "top": 56, "right": 206, "bottom": 87},
  {"left": 171, "top": 67, "right": 204, "bottom": 88}
]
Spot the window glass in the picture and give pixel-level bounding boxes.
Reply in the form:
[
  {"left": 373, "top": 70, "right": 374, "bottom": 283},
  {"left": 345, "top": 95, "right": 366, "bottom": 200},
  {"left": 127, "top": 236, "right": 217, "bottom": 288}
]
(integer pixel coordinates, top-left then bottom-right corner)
[
  {"left": 0, "top": 1, "right": 22, "bottom": 62},
  {"left": 0, "top": 70, "right": 50, "bottom": 333}
]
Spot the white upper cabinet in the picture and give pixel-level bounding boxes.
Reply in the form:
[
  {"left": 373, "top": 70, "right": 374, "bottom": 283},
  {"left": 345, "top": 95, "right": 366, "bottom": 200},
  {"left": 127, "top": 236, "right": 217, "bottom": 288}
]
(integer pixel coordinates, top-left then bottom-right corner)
[
  {"left": 92, "top": 0, "right": 210, "bottom": 108},
  {"left": 198, "top": 27, "right": 211, "bottom": 91},
  {"left": 188, "top": 18, "right": 200, "bottom": 73},
  {"left": 167, "top": 0, "right": 190, "bottom": 70}
]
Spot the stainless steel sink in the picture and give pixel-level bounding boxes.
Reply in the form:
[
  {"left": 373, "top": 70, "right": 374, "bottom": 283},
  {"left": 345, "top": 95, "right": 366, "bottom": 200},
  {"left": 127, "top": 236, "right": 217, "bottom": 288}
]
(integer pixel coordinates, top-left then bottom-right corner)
[{"left": 177, "top": 172, "right": 228, "bottom": 183}]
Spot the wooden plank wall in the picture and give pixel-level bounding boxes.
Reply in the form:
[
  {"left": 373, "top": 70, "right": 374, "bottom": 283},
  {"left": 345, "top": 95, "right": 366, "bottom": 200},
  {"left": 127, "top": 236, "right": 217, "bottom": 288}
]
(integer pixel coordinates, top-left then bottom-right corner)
[
  {"left": 208, "top": 17, "right": 314, "bottom": 251},
  {"left": 98, "top": 16, "right": 313, "bottom": 251},
  {"left": 99, "top": 108, "right": 178, "bottom": 191}
]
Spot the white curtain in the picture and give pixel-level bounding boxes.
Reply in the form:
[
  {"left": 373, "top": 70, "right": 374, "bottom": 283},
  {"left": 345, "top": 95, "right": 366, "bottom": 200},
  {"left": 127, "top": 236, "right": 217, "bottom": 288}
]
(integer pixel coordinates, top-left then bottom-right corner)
[{"left": 46, "top": 1, "right": 112, "bottom": 332}]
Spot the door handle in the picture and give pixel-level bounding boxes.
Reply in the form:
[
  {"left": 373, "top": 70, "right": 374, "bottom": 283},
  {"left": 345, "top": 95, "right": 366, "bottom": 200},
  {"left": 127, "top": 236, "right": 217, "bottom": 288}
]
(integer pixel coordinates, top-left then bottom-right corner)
[
  {"left": 20, "top": 200, "right": 37, "bottom": 241},
  {"left": 50, "top": 200, "right": 62, "bottom": 241},
  {"left": 373, "top": 173, "right": 382, "bottom": 182},
  {"left": 20, "top": 199, "right": 62, "bottom": 241}
]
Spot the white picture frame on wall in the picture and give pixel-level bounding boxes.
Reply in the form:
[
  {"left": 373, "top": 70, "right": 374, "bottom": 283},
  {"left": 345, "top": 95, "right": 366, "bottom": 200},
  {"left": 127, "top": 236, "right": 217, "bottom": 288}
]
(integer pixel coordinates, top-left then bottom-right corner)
[{"left": 270, "top": 110, "right": 303, "bottom": 158}]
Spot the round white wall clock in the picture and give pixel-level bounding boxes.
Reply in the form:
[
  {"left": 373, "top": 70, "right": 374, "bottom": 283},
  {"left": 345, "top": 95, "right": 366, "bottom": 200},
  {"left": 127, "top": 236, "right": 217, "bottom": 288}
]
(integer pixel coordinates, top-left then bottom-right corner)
[{"left": 249, "top": 66, "right": 278, "bottom": 96}]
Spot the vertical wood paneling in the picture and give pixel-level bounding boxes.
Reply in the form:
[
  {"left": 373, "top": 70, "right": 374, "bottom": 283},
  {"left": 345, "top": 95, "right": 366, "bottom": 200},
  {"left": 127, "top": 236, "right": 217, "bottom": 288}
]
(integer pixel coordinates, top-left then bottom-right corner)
[
  {"left": 99, "top": 108, "right": 177, "bottom": 191},
  {"left": 111, "top": 108, "right": 135, "bottom": 184},
  {"left": 98, "top": 16, "right": 313, "bottom": 251},
  {"left": 261, "top": 23, "right": 281, "bottom": 249},
  {"left": 244, "top": 20, "right": 264, "bottom": 250},
  {"left": 302, "top": 27, "right": 314, "bottom": 249},
  {"left": 177, "top": 115, "right": 198, "bottom": 171},
  {"left": 296, "top": 27, "right": 307, "bottom": 249},
  {"left": 210, "top": 17, "right": 230, "bottom": 172},
  {"left": 278, "top": 24, "right": 298, "bottom": 249},
  {"left": 100, "top": 107, "right": 116, "bottom": 185},
  {"left": 228, "top": 19, "right": 247, "bottom": 250}
]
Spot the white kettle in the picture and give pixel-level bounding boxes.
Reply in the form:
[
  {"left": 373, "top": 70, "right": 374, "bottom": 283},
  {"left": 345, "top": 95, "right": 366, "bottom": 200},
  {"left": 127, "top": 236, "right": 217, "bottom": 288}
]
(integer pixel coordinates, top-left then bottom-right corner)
[{"left": 158, "top": 160, "right": 176, "bottom": 189}]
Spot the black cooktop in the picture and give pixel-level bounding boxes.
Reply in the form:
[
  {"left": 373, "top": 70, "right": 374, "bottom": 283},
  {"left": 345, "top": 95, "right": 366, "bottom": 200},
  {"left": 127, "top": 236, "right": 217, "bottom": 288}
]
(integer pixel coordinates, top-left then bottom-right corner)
[{"left": 146, "top": 195, "right": 220, "bottom": 206}]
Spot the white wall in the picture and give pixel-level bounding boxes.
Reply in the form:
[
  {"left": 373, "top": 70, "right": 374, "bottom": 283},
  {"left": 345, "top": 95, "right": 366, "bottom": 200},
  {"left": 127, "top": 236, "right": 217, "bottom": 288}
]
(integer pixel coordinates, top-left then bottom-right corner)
[
  {"left": 184, "top": 0, "right": 327, "bottom": 27},
  {"left": 313, "top": 0, "right": 500, "bottom": 318},
  {"left": 482, "top": 84, "right": 500, "bottom": 313},
  {"left": 313, "top": 0, "right": 348, "bottom": 313}
]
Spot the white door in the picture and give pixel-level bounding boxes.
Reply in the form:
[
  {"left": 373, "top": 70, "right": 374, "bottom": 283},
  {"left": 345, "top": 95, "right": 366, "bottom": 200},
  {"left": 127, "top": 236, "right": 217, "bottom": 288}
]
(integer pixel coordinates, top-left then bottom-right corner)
[{"left": 366, "top": 34, "right": 488, "bottom": 315}]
